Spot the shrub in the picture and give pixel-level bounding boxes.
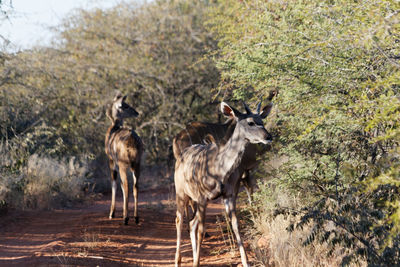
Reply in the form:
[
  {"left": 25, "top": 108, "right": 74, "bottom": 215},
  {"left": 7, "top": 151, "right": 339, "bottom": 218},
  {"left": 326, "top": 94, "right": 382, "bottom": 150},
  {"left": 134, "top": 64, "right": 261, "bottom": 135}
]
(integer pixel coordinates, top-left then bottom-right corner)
[
  {"left": 0, "top": 148, "right": 88, "bottom": 210},
  {"left": 208, "top": 0, "right": 400, "bottom": 264}
]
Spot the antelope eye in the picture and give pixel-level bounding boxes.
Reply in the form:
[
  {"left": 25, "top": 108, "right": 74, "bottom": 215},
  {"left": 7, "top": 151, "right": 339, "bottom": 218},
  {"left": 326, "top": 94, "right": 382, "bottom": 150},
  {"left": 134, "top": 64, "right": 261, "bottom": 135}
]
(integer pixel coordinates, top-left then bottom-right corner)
[{"left": 248, "top": 121, "right": 255, "bottom": 126}]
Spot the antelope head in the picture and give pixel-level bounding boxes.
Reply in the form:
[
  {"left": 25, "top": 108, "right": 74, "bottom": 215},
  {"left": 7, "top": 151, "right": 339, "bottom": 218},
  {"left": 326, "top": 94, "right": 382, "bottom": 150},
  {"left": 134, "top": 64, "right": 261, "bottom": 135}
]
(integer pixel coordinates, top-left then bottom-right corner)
[
  {"left": 106, "top": 92, "right": 139, "bottom": 124},
  {"left": 221, "top": 100, "right": 273, "bottom": 145}
]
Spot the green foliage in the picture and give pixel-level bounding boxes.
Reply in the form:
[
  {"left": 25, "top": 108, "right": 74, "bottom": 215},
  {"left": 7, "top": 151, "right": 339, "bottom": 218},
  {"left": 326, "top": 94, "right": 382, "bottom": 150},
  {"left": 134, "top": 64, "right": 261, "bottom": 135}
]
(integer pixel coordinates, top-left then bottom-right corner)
[
  {"left": 0, "top": 0, "right": 219, "bottom": 209},
  {"left": 208, "top": 0, "right": 399, "bottom": 264}
]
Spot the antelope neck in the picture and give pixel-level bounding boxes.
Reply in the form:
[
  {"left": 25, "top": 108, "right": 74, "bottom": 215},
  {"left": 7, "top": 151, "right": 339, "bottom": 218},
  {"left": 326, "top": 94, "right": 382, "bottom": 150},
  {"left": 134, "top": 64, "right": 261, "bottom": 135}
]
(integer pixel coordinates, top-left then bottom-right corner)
[
  {"left": 215, "top": 124, "right": 248, "bottom": 182},
  {"left": 113, "top": 119, "right": 124, "bottom": 128}
]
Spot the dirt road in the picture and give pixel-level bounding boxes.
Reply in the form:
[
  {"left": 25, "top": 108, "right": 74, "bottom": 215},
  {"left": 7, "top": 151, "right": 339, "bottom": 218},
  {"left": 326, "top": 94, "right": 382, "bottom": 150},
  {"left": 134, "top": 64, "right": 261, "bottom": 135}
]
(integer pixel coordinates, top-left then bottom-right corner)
[{"left": 0, "top": 185, "right": 253, "bottom": 266}]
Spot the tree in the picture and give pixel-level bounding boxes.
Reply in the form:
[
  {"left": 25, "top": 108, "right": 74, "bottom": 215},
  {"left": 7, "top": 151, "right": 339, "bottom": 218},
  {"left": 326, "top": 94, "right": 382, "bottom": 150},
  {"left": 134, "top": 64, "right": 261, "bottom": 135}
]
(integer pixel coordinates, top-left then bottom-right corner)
[
  {"left": 1, "top": 0, "right": 219, "bottom": 161},
  {"left": 0, "top": 0, "right": 12, "bottom": 47},
  {"left": 0, "top": 0, "right": 220, "bottom": 209}
]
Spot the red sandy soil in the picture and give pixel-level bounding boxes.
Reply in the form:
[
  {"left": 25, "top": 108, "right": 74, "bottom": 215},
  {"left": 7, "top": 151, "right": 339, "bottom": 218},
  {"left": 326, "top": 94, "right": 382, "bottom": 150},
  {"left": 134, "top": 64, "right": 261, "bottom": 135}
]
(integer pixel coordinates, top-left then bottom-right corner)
[{"left": 0, "top": 186, "right": 255, "bottom": 266}]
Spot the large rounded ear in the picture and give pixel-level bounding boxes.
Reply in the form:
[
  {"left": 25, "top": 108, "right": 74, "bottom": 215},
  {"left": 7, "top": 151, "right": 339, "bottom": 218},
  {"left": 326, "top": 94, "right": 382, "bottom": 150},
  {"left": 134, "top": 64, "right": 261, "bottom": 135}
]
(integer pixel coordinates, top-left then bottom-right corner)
[
  {"left": 203, "top": 134, "right": 216, "bottom": 145},
  {"left": 113, "top": 91, "right": 123, "bottom": 101},
  {"left": 220, "top": 102, "right": 242, "bottom": 118},
  {"left": 106, "top": 105, "right": 114, "bottom": 121},
  {"left": 267, "top": 89, "right": 278, "bottom": 101},
  {"left": 260, "top": 102, "right": 273, "bottom": 119}
]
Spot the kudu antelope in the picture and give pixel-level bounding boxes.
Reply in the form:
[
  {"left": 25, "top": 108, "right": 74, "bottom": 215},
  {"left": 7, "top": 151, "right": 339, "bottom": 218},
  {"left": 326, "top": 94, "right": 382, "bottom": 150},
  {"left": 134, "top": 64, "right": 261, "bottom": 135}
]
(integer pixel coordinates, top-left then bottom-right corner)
[
  {"left": 174, "top": 102, "right": 273, "bottom": 267},
  {"left": 172, "top": 93, "right": 275, "bottom": 266},
  {"left": 105, "top": 92, "right": 143, "bottom": 225},
  {"left": 173, "top": 90, "right": 276, "bottom": 203}
]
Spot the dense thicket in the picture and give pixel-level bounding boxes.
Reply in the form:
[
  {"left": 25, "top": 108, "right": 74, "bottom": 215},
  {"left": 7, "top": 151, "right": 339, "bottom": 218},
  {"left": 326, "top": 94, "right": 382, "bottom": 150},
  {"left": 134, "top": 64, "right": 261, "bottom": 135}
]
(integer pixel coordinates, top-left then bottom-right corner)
[
  {"left": 0, "top": 0, "right": 219, "bottom": 208},
  {"left": 207, "top": 0, "right": 399, "bottom": 264},
  {"left": 3, "top": 0, "right": 219, "bottom": 161}
]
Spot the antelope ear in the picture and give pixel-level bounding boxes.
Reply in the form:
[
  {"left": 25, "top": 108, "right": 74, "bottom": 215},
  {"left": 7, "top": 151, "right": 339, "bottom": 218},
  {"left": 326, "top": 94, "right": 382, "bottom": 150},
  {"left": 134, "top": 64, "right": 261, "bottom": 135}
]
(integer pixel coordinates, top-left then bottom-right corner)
[
  {"left": 122, "top": 95, "right": 128, "bottom": 102},
  {"left": 267, "top": 89, "right": 278, "bottom": 101},
  {"left": 114, "top": 91, "right": 123, "bottom": 101},
  {"left": 221, "top": 102, "right": 241, "bottom": 118},
  {"left": 106, "top": 106, "right": 113, "bottom": 121},
  {"left": 260, "top": 102, "right": 273, "bottom": 119},
  {"left": 203, "top": 134, "right": 216, "bottom": 145}
]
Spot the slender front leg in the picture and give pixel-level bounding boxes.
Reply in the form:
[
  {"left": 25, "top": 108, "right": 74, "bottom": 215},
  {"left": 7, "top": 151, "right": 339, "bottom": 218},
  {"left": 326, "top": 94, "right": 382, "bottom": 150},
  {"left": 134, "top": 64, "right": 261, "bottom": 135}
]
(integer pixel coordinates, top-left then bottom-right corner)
[
  {"left": 132, "top": 165, "right": 140, "bottom": 224},
  {"left": 242, "top": 170, "right": 254, "bottom": 205},
  {"left": 175, "top": 205, "right": 184, "bottom": 267},
  {"left": 119, "top": 166, "right": 130, "bottom": 225},
  {"left": 189, "top": 212, "right": 199, "bottom": 265},
  {"left": 225, "top": 196, "right": 249, "bottom": 267},
  {"left": 109, "top": 161, "right": 118, "bottom": 219},
  {"left": 194, "top": 204, "right": 206, "bottom": 267}
]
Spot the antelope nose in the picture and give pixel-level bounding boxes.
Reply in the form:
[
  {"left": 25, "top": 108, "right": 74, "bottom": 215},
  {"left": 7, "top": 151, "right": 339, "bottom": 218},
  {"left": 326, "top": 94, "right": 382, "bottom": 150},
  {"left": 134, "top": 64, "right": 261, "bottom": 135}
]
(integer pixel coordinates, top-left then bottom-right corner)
[{"left": 264, "top": 129, "right": 273, "bottom": 142}]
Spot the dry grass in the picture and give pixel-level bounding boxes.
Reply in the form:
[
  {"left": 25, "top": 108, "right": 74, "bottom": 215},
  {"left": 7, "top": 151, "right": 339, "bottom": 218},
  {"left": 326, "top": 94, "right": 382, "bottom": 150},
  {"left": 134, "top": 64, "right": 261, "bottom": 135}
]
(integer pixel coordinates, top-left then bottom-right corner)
[
  {"left": 214, "top": 214, "right": 237, "bottom": 256},
  {"left": 251, "top": 214, "right": 342, "bottom": 267},
  {"left": 247, "top": 191, "right": 367, "bottom": 267},
  {"left": 24, "top": 154, "right": 87, "bottom": 209},
  {"left": 82, "top": 229, "right": 102, "bottom": 250},
  {"left": 0, "top": 153, "right": 88, "bottom": 210}
]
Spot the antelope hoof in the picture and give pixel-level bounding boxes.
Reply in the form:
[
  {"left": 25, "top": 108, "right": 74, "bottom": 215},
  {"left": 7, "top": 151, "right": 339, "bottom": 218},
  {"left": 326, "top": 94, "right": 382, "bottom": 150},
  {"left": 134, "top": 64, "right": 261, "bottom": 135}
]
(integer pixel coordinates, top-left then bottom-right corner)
[
  {"left": 124, "top": 217, "right": 129, "bottom": 225},
  {"left": 205, "top": 231, "right": 210, "bottom": 238},
  {"left": 135, "top": 216, "right": 139, "bottom": 224},
  {"left": 109, "top": 211, "right": 115, "bottom": 219}
]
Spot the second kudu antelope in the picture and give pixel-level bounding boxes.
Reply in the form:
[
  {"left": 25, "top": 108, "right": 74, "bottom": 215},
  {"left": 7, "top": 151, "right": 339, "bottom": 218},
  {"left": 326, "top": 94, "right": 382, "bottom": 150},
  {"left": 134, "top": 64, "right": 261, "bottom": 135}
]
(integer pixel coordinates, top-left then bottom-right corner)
[
  {"left": 174, "top": 102, "right": 273, "bottom": 267},
  {"left": 105, "top": 92, "right": 143, "bottom": 225}
]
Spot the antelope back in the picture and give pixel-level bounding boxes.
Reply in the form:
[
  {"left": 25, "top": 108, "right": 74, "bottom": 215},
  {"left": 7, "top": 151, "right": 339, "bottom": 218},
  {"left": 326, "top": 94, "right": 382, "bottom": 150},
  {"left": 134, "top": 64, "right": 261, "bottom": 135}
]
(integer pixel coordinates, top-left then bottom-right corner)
[
  {"left": 172, "top": 121, "right": 231, "bottom": 160},
  {"left": 175, "top": 143, "right": 222, "bottom": 202}
]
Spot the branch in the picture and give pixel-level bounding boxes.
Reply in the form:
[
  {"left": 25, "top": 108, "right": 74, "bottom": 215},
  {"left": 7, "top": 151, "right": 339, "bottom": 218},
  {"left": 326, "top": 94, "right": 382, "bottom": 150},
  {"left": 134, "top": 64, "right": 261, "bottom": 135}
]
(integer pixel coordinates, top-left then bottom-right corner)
[
  {"left": 137, "top": 120, "right": 185, "bottom": 130},
  {"left": 373, "top": 41, "right": 400, "bottom": 68}
]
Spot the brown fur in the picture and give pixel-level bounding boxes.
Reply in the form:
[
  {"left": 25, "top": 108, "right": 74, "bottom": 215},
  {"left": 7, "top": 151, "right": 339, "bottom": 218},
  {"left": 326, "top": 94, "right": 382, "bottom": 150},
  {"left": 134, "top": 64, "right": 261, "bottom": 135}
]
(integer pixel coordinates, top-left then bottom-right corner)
[
  {"left": 105, "top": 93, "right": 143, "bottom": 225},
  {"left": 105, "top": 125, "right": 142, "bottom": 169}
]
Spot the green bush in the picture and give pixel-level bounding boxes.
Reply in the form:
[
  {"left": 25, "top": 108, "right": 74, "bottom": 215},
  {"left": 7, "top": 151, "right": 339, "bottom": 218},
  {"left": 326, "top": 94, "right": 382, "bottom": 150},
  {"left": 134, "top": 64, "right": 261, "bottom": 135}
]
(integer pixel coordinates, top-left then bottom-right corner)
[{"left": 207, "top": 0, "right": 400, "bottom": 264}]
